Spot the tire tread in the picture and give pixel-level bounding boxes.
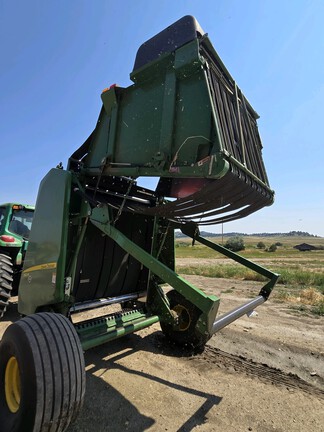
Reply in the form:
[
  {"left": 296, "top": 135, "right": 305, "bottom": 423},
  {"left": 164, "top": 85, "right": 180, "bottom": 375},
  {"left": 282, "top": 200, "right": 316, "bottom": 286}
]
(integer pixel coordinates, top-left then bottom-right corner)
[
  {"left": 0, "top": 255, "right": 13, "bottom": 319},
  {"left": 16, "top": 313, "right": 85, "bottom": 432}
]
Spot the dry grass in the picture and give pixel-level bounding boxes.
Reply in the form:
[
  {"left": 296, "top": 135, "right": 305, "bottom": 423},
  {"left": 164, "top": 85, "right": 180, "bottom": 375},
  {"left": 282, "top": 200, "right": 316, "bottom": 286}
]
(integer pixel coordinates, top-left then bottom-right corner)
[
  {"left": 273, "top": 287, "right": 324, "bottom": 316},
  {"left": 299, "top": 287, "right": 323, "bottom": 305}
]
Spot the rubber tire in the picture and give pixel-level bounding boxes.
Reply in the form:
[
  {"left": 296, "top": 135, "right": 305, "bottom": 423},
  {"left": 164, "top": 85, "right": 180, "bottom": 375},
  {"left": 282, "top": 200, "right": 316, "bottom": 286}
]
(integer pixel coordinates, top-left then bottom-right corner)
[
  {"left": 0, "top": 312, "right": 86, "bottom": 432},
  {"left": 160, "top": 290, "right": 209, "bottom": 349},
  {"left": 0, "top": 254, "right": 13, "bottom": 319}
]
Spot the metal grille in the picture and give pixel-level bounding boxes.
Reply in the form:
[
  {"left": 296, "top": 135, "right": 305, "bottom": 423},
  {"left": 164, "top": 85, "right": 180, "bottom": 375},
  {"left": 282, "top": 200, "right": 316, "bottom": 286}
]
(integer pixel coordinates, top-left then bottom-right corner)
[{"left": 201, "top": 43, "right": 270, "bottom": 186}]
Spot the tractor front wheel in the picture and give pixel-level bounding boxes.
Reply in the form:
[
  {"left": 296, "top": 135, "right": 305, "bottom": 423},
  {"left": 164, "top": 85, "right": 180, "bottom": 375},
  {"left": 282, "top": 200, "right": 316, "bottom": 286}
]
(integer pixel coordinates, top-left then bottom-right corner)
[
  {"left": 160, "top": 290, "right": 209, "bottom": 349},
  {"left": 0, "top": 312, "right": 86, "bottom": 431},
  {"left": 0, "top": 254, "right": 13, "bottom": 319}
]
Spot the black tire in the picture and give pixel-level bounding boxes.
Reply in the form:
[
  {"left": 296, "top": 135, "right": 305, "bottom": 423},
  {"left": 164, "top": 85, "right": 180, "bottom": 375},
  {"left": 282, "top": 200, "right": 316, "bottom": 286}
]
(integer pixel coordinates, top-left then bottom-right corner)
[
  {"left": 0, "top": 254, "right": 13, "bottom": 319},
  {"left": 160, "top": 290, "right": 209, "bottom": 349},
  {"left": 0, "top": 312, "right": 86, "bottom": 431}
]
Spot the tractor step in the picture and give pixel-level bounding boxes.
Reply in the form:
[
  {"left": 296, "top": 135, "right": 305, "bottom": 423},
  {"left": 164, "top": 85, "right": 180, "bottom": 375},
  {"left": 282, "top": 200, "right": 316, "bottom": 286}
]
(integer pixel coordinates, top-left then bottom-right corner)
[{"left": 74, "top": 308, "right": 159, "bottom": 350}]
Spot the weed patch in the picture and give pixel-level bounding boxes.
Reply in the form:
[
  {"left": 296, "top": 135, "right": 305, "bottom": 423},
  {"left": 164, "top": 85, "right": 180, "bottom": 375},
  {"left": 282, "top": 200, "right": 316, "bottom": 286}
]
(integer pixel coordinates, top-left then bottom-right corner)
[
  {"left": 312, "top": 301, "right": 324, "bottom": 316},
  {"left": 177, "top": 264, "right": 266, "bottom": 281}
]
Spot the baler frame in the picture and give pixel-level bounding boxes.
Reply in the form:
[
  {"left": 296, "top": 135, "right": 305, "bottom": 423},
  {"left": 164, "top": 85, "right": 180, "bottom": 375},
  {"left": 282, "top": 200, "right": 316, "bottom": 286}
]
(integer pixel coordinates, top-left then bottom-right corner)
[{"left": 78, "top": 203, "right": 279, "bottom": 350}]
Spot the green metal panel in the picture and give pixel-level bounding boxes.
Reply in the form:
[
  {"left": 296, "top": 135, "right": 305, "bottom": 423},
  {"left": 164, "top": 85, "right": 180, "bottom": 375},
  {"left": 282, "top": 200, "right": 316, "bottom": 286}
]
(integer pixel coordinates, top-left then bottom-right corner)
[
  {"left": 114, "top": 84, "right": 165, "bottom": 164},
  {"left": 84, "top": 40, "right": 224, "bottom": 178},
  {"left": 18, "top": 169, "right": 72, "bottom": 315},
  {"left": 75, "top": 309, "right": 160, "bottom": 351},
  {"left": 79, "top": 107, "right": 111, "bottom": 172}
]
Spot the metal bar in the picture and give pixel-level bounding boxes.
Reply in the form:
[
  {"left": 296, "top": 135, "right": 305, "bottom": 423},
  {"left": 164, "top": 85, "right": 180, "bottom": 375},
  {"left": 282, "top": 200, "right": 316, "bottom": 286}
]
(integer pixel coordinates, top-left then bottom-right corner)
[
  {"left": 79, "top": 314, "right": 160, "bottom": 351},
  {"left": 180, "top": 227, "right": 279, "bottom": 299},
  {"left": 202, "top": 68, "right": 224, "bottom": 154},
  {"left": 234, "top": 83, "right": 246, "bottom": 166},
  {"left": 65, "top": 187, "right": 92, "bottom": 292},
  {"left": 85, "top": 186, "right": 151, "bottom": 204},
  {"left": 70, "top": 291, "right": 147, "bottom": 313},
  {"left": 212, "top": 296, "right": 265, "bottom": 334},
  {"left": 192, "top": 233, "right": 277, "bottom": 280}
]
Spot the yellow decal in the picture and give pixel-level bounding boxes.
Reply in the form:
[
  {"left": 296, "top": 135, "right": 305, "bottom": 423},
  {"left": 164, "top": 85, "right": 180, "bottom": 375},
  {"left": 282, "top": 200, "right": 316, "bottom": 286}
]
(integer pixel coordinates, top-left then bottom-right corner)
[{"left": 22, "top": 262, "right": 57, "bottom": 274}]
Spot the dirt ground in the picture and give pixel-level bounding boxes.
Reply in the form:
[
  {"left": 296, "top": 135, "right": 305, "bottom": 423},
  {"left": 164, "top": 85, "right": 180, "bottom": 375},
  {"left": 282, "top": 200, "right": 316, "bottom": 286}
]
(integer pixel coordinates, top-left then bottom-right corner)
[{"left": 1, "top": 273, "right": 323, "bottom": 432}]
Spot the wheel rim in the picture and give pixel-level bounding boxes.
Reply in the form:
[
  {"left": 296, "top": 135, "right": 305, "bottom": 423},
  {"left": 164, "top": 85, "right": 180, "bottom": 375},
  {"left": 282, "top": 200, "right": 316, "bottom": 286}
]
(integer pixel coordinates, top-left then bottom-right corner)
[
  {"left": 5, "top": 356, "right": 21, "bottom": 413},
  {"left": 173, "top": 304, "right": 191, "bottom": 331}
]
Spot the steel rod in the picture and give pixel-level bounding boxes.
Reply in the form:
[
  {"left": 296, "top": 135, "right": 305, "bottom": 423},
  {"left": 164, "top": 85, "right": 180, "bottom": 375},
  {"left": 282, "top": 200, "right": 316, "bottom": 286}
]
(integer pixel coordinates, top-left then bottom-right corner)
[
  {"left": 70, "top": 291, "right": 146, "bottom": 313},
  {"left": 212, "top": 295, "right": 265, "bottom": 334}
]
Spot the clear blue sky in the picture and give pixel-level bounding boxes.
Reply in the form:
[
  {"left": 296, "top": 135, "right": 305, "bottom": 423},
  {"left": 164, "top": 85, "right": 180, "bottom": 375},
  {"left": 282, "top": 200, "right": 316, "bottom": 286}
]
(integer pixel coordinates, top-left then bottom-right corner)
[{"left": 1, "top": 0, "right": 323, "bottom": 236}]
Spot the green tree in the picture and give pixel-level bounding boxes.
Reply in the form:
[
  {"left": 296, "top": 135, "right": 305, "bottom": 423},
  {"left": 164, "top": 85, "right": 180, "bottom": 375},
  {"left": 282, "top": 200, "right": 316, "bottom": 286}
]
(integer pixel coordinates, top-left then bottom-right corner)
[
  {"left": 225, "top": 236, "right": 245, "bottom": 252},
  {"left": 257, "top": 241, "right": 266, "bottom": 249},
  {"left": 267, "top": 244, "right": 277, "bottom": 252}
]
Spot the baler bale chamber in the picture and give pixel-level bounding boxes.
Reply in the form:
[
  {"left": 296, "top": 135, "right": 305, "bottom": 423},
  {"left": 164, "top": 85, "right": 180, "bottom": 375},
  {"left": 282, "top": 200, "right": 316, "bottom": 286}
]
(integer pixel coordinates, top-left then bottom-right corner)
[{"left": 0, "top": 16, "right": 279, "bottom": 432}]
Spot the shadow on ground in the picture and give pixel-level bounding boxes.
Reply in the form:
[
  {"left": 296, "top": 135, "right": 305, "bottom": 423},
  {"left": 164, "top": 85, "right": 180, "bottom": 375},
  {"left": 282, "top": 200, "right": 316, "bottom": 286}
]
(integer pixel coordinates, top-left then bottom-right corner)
[{"left": 69, "top": 332, "right": 222, "bottom": 432}]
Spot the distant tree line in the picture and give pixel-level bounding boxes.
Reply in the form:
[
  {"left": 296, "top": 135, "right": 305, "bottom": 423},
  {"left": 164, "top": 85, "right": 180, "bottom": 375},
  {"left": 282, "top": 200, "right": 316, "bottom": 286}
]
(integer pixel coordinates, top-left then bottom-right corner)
[{"left": 175, "top": 230, "right": 320, "bottom": 239}]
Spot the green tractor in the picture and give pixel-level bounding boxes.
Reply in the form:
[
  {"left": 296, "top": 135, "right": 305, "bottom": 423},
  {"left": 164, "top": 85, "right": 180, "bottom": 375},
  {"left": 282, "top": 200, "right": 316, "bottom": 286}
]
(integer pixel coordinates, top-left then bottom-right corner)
[
  {"left": 0, "top": 203, "right": 34, "bottom": 317},
  {"left": 0, "top": 16, "right": 279, "bottom": 432}
]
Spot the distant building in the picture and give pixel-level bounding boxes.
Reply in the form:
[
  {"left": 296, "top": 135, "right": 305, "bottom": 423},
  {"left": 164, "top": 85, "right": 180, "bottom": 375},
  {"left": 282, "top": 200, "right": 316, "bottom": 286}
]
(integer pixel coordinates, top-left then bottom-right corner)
[{"left": 294, "top": 243, "right": 317, "bottom": 252}]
